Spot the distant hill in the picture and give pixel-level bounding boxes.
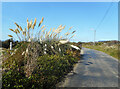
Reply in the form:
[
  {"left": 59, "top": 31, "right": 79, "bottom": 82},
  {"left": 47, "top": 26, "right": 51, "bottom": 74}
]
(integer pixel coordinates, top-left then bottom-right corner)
[{"left": 81, "top": 40, "right": 119, "bottom": 46}]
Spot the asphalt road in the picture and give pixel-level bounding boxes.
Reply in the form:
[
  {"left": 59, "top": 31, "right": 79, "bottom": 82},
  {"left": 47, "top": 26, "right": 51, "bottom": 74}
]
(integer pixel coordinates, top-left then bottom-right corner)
[{"left": 57, "top": 48, "right": 119, "bottom": 87}]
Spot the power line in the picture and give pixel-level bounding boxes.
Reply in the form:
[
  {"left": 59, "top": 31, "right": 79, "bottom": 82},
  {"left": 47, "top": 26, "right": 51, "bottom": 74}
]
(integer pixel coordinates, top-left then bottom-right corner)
[
  {"left": 92, "top": 1, "right": 114, "bottom": 44},
  {"left": 95, "top": 2, "right": 114, "bottom": 31}
]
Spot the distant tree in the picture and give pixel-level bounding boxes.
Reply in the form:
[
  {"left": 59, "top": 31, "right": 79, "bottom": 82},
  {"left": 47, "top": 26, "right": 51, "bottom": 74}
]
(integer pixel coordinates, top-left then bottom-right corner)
[
  {"left": 0, "top": 40, "right": 2, "bottom": 47},
  {"left": 2, "top": 38, "right": 18, "bottom": 49}
]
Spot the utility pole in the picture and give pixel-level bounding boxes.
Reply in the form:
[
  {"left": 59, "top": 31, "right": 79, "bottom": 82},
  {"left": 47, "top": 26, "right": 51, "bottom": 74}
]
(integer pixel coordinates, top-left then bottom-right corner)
[
  {"left": 94, "top": 30, "right": 96, "bottom": 45},
  {"left": 91, "top": 28, "right": 96, "bottom": 46}
]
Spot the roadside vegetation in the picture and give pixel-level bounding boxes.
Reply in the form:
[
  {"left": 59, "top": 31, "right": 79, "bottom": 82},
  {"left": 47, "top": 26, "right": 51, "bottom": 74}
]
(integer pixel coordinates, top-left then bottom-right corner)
[
  {"left": 82, "top": 41, "right": 119, "bottom": 60},
  {"left": 2, "top": 17, "right": 81, "bottom": 89}
]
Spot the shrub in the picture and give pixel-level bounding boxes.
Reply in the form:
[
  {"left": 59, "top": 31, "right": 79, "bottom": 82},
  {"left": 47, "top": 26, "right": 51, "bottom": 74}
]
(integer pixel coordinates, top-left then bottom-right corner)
[
  {"left": 2, "top": 17, "right": 81, "bottom": 89},
  {"left": 2, "top": 54, "right": 78, "bottom": 89}
]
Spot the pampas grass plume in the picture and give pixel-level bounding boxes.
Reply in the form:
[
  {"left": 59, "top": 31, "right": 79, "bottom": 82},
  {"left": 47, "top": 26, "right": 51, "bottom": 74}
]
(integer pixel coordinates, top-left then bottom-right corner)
[
  {"left": 15, "top": 22, "right": 19, "bottom": 28},
  {"left": 8, "top": 35, "right": 13, "bottom": 37}
]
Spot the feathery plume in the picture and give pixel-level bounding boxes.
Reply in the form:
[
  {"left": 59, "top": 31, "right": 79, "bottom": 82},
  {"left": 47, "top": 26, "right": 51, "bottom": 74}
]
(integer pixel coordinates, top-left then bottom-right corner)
[
  {"left": 25, "top": 28, "right": 27, "bottom": 32},
  {"left": 69, "top": 26, "right": 72, "bottom": 30},
  {"left": 14, "top": 28, "right": 19, "bottom": 33},
  {"left": 31, "top": 24, "right": 34, "bottom": 29},
  {"left": 14, "top": 29, "right": 18, "bottom": 34},
  {"left": 58, "top": 24, "right": 62, "bottom": 28},
  {"left": 52, "top": 33, "right": 55, "bottom": 36},
  {"left": 41, "top": 17, "right": 44, "bottom": 22},
  {"left": 22, "top": 31, "right": 26, "bottom": 36},
  {"left": 42, "top": 28, "right": 46, "bottom": 32},
  {"left": 54, "top": 28, "right": 60, "bottom": 33},
  {"left": 70, "top": 34, "right": 76, "bottom": 39},
  {"left": 63, "top": 25, "right": 66, "bottom": 29},
  {"left": 16, "top": 28, "right": 20, "bottom": 33},
  {"left": 27, "top": 18, "right": 29, "bottom": 22},
  {"left": 29, "top": 19, "right": 33, "bottom": 28},
  {"left": 50, "top": 33, "right": 53, "bottom": 38},
  {"left": 48, "top": 28, "right": 52, "bottom": 35},
  {"left": 8, "top": 35, "right": 13, "bottom": 37},
  {"left": 59, "top": 28, "right": 62, "bottom": 33},
  {"left": 14, "top": 22, "right": 19, "bottom": 28},
  {"left": 52, "top": 28, "right": 55, "bottom": 33},
  {"left": 9, "top": 29, "right": 15, "bottom": 32},
  {"left": 19, "top": 26, "right": 23, "bottom": 31},
  {"left": 27, "top": 22, "right": 30, "bottom": 30},
  {"left": 33, "top": 18, "right": 36, "bottom": 27},
  {"left": 53, "top": 34, "right": 57, "bottom": 38},
  {"left": 72, "top": 30, "right": 76, "bottom": 34},
  {"left": 41, "top": 25, "right": 45, "bottom": 30},
  {"left": 38, "top": 17, "right": 44, "bottom": 27},
  {"left": 65, "top": 32, "right": 69, "bottom": 35}
]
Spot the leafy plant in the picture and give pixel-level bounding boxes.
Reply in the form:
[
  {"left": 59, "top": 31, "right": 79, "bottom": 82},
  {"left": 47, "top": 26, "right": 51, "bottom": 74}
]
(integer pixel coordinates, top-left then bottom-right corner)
[{"left": 2, "top": 55, "right": 78, "bottom": 89}]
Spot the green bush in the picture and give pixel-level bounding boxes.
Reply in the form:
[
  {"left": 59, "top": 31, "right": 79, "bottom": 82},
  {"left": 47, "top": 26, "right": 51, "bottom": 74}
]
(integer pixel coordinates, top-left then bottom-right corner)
[{"left": 2, "top": 54, "right": 78, "bottom": 89}]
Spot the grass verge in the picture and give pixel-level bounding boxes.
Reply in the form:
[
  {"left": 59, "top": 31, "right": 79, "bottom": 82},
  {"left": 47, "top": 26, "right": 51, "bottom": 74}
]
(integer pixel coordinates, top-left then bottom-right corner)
[{"left": 83, "top": 45, "right": 119, "bottom": 60}]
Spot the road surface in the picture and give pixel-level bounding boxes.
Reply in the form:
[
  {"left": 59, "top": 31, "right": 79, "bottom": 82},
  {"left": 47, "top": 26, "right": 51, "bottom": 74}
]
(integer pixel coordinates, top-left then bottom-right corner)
[{"left": 57, "top": 48, "right": 119, "bottom": 87}]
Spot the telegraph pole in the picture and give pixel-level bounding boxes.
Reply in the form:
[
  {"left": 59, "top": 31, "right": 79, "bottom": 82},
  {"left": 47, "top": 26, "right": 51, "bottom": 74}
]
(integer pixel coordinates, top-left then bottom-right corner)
[
  {"left": 91, "top": 28, "right": 96, "bottom": 45},
  {"left": 94, "top": 30, "right": 96, "bottom": 45}
]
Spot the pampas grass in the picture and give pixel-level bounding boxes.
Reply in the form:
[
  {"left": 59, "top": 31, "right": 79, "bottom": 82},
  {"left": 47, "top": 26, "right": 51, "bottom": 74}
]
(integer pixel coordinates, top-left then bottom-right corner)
[
  {"left": 27, "top": 18, "right": 30, "bottom": 30},
  {"left": 29, "top": 19, "right": 33, "bottom": 28},
  {"left": 38, "top": 17, "right": 44, "bottom": 27},
  {"left": 42, "top": 28, "right": 46, "bottom": 32},
  {"left": 41, "top": 25, "right": 45, "bottom": 30},
  {"left": 19, "top": 26, "right": 23, "bottom": 32},
  {"left": 72, "top": 30, "right": 76, "bottom": 34},
  {"left": 33, "top": 18, "right": 36, "bottom": 28},
  {"left": 8, "top": 35, "right": 13, "bottom": 37},
  {"left": 14, "top": 22, "right": 19, "bottom": 28},
  {"left": 9, "top": 29, "right": 15, "bottom": 32},
  {"left": 69, "top": 34, "right": 76, "bottom": 40},
  {"left": 16, "top": 28, "right": 20, "bottom": 33},
  {"left": 69, "top": 26, "right": 72, "bottom": 30},
  {"left": 8, "top": 17, "right": 76, "bottom": 43}
]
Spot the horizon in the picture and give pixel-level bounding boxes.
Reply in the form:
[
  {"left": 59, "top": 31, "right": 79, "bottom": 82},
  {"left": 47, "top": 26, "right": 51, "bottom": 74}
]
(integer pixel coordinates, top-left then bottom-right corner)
[{"left": 0, "top": 38, "right": 118, "bottom": 43}]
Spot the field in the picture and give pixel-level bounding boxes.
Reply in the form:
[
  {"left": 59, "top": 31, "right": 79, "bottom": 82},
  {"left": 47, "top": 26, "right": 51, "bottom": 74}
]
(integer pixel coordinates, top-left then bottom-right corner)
[{"left": 82, "top": 42, "right": 119, "bottom": 60}]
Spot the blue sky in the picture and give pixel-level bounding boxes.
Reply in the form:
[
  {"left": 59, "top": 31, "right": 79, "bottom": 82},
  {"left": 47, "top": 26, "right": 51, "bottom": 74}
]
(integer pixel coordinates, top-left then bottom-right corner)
[{"left": 2, "top": 2, "right": 118, "bottom": 42}]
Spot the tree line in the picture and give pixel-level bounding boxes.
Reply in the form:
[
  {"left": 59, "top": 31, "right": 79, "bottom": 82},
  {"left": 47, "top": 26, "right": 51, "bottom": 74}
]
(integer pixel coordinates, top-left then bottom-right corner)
[{"left": 0, "top": 38, "right": 18, "bottom": 49}]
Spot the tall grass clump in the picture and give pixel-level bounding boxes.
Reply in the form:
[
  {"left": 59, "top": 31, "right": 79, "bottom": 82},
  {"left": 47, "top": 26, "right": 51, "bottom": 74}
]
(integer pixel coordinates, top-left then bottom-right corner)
[{"left": 2, "top": 17, "right": 81, "bottom": 89}]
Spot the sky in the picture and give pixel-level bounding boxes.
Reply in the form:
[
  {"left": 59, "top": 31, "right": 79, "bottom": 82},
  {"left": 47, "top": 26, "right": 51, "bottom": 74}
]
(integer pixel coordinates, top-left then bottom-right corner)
[{"left": 2, "top": 2, "right": 118, "bottom": 42}]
